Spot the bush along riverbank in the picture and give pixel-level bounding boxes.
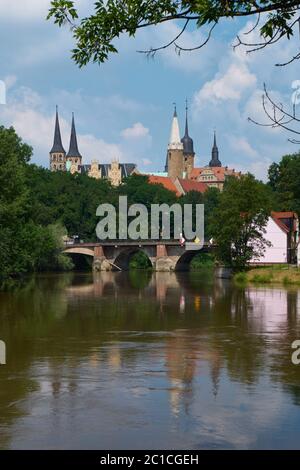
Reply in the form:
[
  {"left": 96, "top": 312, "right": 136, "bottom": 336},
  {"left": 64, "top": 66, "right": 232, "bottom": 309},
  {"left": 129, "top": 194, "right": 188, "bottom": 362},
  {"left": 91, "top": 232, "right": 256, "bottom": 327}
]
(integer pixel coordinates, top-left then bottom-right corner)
[{"left": 234, "top": 265, "right": 300, "bottom": 286}]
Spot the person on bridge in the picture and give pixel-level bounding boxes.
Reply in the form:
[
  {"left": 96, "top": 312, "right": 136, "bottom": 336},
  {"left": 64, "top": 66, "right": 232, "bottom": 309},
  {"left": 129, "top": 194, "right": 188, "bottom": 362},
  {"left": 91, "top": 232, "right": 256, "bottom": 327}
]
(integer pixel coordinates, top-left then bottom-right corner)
[{"left": 179, "top": 233, "right": 186, "bottom": 247}]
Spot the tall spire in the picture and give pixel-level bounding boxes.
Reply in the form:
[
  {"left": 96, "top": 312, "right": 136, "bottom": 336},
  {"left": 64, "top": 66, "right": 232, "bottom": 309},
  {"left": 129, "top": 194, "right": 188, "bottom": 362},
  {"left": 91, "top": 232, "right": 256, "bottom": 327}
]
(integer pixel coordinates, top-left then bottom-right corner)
[
  {"left": 209, "top": 130, "right": 222, "bottom": 167},
  {"left": 168, "top": 103, "right": 183, "bottom": 150},
  {"left": 181, "top": 99, "right": 194, "bottom": 155},
  {"left": 67, "top": 113, "right": 82, "bottom": 158},
  {"left": 50, "top": 106, "right": 65, "bottom": 154},
  {"left": 184, "top": 99, "right": 189, "bottom": 136}
]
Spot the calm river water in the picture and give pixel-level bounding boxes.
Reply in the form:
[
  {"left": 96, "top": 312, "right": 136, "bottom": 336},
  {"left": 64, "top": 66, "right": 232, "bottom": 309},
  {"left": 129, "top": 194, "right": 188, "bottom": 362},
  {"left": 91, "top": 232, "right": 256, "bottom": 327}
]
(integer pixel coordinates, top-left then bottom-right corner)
[{"left": 0, "top": 270, "right": 300, "bottom": 449}]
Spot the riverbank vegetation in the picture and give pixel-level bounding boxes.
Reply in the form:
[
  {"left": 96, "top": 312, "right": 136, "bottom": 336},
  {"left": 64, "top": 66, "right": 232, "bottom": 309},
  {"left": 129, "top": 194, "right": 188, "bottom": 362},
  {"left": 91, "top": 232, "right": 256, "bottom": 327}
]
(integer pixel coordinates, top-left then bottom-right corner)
[
  {"left": 1, "top": 125, "right": 300, "bottom": 281},
  {"left": 234, "top": 265, "right": 300, "bottom": 286}
]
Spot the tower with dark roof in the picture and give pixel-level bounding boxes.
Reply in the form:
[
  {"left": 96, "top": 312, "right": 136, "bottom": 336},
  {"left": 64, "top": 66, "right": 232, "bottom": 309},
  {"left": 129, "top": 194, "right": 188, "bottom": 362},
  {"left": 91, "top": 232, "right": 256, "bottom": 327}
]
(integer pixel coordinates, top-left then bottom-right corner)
[
  {"left": 209, "top": 131, "right": 222, "bottom": 168},
  {"left": 50, "top": 106, "right": 66, "bottom": 172},
  {"left": 166, "top": 105, "right": 184, "bottom": 180},
  {"left": 66, "top": 113, "right": 82, "bottom": 172},
  {"left": 181, "top": 101, "right": 195, "bottom": 178}
]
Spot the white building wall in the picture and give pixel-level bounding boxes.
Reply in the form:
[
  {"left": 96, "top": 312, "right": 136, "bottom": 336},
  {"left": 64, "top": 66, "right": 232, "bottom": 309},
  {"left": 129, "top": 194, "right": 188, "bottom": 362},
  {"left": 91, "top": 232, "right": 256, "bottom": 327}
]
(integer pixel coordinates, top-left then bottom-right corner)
[{"left": 251, "top": 217, "right": 287, "bottom": 264}]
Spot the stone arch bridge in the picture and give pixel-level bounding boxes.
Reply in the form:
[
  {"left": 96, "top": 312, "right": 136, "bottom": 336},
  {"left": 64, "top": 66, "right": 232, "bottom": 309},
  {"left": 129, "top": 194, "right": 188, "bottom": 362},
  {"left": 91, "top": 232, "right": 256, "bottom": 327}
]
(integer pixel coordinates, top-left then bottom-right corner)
[{"left": 63, "top": 241, "right": 214, "bottom": 272}]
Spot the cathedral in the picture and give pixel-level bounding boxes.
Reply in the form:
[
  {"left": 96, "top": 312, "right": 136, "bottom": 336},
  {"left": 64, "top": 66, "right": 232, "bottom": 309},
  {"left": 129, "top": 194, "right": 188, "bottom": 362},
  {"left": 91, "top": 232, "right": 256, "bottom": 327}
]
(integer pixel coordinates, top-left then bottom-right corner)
[
  {"left": 50, "top": 104, "right": 241, "bottom": 192},
  {"left": 157, "top": 104, "right": 241, "bottom": 193},
  {"left": 49, "top": 107, "right": 137, "bottom": 186}
]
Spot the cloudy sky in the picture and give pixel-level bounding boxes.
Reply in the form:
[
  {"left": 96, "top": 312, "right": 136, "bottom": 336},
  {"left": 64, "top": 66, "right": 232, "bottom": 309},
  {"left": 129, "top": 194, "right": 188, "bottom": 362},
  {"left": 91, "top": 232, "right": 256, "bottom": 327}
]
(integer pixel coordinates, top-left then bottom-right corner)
[{"left": 0, "top": 0, "right": 299, "bottom": 180}]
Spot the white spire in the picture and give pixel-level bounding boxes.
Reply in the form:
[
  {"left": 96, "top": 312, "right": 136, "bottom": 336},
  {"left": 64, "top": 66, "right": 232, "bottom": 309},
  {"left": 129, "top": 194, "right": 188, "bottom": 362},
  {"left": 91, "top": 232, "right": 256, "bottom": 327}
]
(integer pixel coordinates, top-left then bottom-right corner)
[{"left": 168, "top": 105, "right": 183, "bottom": 150}]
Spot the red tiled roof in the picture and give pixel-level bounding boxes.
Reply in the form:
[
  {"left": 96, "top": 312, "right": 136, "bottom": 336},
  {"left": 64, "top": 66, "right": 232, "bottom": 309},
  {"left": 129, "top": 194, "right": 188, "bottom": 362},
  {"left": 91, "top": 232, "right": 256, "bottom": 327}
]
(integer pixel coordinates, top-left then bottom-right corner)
[
  {"left": 272, "top": 216, "right": 289, "bottom": 233},
  {"left": 271, "top": 211, "right": 298, "bottom": 233},
  {"left": 272, "top": 211, "right": 298, "bottom": 219},
  {"left": 148, "top": 175, "right": 180, "bottom": 196},
  {"left": 190, "top": 168, "right": 202, "bottom": 179},
  {"left": 190, "top": 166, "right": 241, "bottom": 182},
  {"left": 177, "top": 178, "right": 208, "bottom": 194}
]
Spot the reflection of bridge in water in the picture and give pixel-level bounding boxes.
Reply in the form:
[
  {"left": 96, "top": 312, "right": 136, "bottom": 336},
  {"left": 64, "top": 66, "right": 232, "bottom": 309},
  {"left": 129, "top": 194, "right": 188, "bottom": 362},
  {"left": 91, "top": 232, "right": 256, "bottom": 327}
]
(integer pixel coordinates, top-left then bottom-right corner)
[{"left": 63, "top": 240, "right": 215, "bottom": 272}]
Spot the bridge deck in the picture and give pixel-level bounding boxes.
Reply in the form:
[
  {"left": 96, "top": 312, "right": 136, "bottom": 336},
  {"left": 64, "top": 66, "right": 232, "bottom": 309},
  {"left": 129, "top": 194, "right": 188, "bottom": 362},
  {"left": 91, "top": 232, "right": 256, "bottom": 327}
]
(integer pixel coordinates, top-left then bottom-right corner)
[{"left": 65, "top": 241, "right": 211, "bottom": 248}]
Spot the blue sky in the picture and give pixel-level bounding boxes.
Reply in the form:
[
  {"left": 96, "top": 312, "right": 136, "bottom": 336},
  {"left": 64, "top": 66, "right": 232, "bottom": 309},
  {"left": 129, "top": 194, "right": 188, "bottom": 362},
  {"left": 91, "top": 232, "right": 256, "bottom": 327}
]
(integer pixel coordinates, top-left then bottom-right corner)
[{"left": 0, "top": 0, "right": 299, "bottom": 180}]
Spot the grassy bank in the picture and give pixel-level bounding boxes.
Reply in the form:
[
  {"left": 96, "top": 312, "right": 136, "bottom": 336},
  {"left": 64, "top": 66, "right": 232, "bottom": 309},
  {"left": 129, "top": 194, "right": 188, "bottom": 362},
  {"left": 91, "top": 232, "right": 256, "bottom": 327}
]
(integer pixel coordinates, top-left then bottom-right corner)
[{"left": 234, "top": 265, "right": 300, "bottom": 286}]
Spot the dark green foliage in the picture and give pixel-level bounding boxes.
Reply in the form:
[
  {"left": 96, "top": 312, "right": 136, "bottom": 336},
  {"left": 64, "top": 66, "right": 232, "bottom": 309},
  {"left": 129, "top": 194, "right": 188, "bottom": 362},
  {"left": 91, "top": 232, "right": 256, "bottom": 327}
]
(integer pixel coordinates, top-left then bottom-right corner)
[
  {"left": 25, "top": 164, "right": 114, "bottom": 241},
  {"left": 190, "top": 252, "right": 214, "bottom": 270},
  {"left": 268, "top": 152, "right": 300, "bottom": 215},
  {"left": 129, "top": 251, "right": 152, "bottom": 270},
  {"left": 211, "top": 174, "right": 272, "bottom": 271},
  {"left": 179, "top": 187, "right": 221, "bottom": 241},
  {"left": 0, "top": 127, "right": 74, "bottom": 280}
]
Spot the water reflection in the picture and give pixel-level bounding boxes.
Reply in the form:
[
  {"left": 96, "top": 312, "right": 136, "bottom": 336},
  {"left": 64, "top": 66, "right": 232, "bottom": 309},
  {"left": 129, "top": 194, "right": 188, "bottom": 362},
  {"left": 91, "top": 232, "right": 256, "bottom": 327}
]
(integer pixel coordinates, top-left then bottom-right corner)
[{"left": 0, "top": 271, "right": 300, "bottom": 449}]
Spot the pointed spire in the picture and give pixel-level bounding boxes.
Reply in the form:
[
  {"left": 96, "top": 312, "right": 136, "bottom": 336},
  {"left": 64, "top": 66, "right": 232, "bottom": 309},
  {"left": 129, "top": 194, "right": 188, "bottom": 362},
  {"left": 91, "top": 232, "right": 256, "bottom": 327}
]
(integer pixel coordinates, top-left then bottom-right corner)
[
  {"left": 67, "top": 113, "right": 82, "bottom": 158},
  {"left": 50, "top": 106, "right": 65, "bottom": 154},
  {"left": 173, "top": 102, "right": 177, "bottom": 117},
  {"left": 184, "top": 99, "right": 189, "bottom": 136},
  {"left": 168, "top": 104, "right": 183, "bottom": 150},
  {"left": 209, "top": 130, "right": 222, "bottom": 167},
  {"left": 181, "top": 99, "right": 194, "bottom": 155}
]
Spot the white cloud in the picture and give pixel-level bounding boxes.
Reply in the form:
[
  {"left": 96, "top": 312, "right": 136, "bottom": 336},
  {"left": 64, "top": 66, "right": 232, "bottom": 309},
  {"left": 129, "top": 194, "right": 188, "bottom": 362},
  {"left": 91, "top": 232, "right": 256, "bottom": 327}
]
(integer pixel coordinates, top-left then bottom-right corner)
[
  {"left": 195, "top": 62, "right": 256, "bottom": 106},
  {"left": 121, "top": 122, "right": 150, "bottom": 139},
  {"left": 228, "top": 136, "right": 258, "bottom": 159},
  {"left": 4, "top": 75, "right": 17, "bottom": 89},
  {"left": 0, "top": 86, "right": 127, "bottom": 166},
  {"left": 78, "top": 134, "right": 124, "bottom": 163},
  {"left": 227, "top": 157, "right": 273, "bottom": 182}
]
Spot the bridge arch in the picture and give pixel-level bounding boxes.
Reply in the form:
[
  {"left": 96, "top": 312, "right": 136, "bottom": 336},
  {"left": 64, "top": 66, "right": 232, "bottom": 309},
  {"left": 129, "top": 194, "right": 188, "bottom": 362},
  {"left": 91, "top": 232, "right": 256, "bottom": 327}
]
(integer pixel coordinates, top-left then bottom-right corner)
[
  {"left": 113, "top": 248, "right": 153, "bottom": 271},
  {"left": 63, "top": 247, "right": 95, "bottom": 270},
  {"left": 175, "top": 251, "right": 206, "bottom": 271},
  {"left": 63, "top": 247, "right": 95, "bottom": 257}
]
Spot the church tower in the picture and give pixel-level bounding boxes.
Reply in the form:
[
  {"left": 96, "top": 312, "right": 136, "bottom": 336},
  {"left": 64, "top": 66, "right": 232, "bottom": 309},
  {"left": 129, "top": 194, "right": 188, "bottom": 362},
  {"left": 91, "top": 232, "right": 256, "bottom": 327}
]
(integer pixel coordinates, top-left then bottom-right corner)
[
  {"left": 66, "top": 113, "right": 82, "bottom": 173},
  {"left": 181, "top": 101, "right": 195, "bottom": 179},
  {"left": 209, "top": 131, "right": 222, "bottom": 167},
  {"left": 50, "top": 106, "right": 66, "bottom": 172},
  {"left": 166, "top": 106, "right": 184, "bottom": 180}
]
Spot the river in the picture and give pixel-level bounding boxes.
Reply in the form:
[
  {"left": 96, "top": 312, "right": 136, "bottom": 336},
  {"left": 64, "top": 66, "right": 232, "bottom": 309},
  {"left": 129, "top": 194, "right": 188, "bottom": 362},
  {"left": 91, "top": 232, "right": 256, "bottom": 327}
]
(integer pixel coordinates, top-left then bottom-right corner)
[{"left": 0, "top": 270, "right": 300, "bottom": 449}]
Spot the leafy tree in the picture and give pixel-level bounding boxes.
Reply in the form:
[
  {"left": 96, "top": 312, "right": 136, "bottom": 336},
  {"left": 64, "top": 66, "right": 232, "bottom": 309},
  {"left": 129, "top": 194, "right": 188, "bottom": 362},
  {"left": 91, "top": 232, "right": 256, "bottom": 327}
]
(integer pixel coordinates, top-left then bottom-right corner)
[
  {"left": 268, "top": 152, "right": 300, "bottom": 214},
  {"left": 25, "top": 164, "right": 115, "bottom": 241},
  {"left": 203, "top": 187, "right": 222, "bottom": 239},
  {"left": 48, "top": 1, "right": 300, "bottom": 67},
  {"left": 0, "top": 127, "right": 32, "bottom": 279},
  {"left": 179, "top": 187, "right": 221, "bottom": 240},
  {"left": 0, "top": 127, "right": 74, "bottom": 280},
  {"left": 119, "top": 174, "right": 177, "bottom": 207},
  {"left": 211, "top": 174, "right": 272, "bottom": 270}
]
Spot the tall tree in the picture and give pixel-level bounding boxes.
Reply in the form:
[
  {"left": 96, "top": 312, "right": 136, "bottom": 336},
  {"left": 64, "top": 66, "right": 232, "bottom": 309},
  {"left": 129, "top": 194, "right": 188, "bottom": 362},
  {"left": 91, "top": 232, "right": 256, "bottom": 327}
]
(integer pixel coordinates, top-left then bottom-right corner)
[
  {"left": 268, "top": 152, "right": 300, "bottom": 214},
  {"left": 48, "top": 1, "right": 300, "bottom": 67},
  {"left": 211, "top": 174, "right": 272, "bottom": 270},
  {"left": 0, "top": 127, "right": 32, "bottom": 278}
]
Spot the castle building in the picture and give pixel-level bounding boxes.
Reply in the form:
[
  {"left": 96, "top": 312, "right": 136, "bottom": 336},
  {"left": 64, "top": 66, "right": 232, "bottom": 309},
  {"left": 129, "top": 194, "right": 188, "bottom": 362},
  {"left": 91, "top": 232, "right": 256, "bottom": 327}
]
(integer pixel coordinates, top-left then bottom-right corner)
[
  {"left": 66, "top": 113, "right": 82, "bottom": 173},
  {"left": 150, "top": 105, "right": 241, "bottom": 193},
  {"left": 50, "top": 106, "right": 66, "bottom": 172},
  {"left": 165, "top": 106, "right": 184, "bottom": 180},
  {"left": 181, "top": 102, "right": 195, "bottom": 179},
  {"left": 49, "top": 107, "right": 137, "bottom": 186},
  {"left": 50, "top": 104, "right": 241, "bottom": 192}
]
